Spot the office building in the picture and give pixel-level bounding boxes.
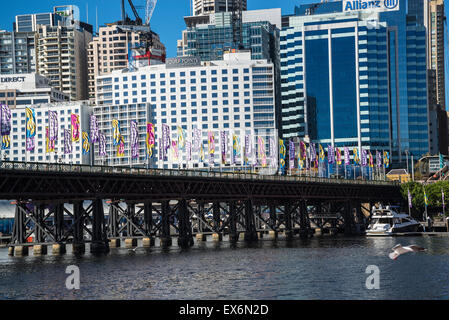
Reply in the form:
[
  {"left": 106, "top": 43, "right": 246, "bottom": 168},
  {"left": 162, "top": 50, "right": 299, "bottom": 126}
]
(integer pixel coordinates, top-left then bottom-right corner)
[
  {"left": 425, "top": 0, "right": 445, "bottom": 107},
  {"left": 35, "top": 25, "right": 92, "bottom": 101},
  {"left": 191, "top": 0, "right": 247, "bottom": 17},
  {"left": 87, "top": 24, "right": 166, "bottom": 102},
  {"left": 280, "top": 0, "right": 429, "bottom": 162},
  {"left": 0, "top": 73, "right": 68, "bottom": 108},
  {"left": 1, "top": 101, "right": 92, "bottom": 164},
  {"left": 180, "top": 9, "right": 281, "bottom": 62},
  {"left": 95, "top": 51, "right": 278, "bottom": 168},
  {"left": 0, "top": 31, "right": 36, "bottom": 74},
  {"left": 15, "top": 5, "right": 93, "bottom": 34}
]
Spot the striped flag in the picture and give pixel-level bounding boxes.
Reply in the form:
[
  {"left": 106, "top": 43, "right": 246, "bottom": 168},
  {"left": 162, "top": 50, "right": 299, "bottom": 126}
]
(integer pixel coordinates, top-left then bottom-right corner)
[{"left": 408, "top": 189, "right": 412, "bottom": 209}]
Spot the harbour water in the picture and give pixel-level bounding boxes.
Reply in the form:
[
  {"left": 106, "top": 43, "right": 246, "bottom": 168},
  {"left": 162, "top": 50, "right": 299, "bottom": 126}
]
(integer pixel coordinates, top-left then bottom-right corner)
[{"left": 1, "top": 236, "right": 449, "bottom": 300}]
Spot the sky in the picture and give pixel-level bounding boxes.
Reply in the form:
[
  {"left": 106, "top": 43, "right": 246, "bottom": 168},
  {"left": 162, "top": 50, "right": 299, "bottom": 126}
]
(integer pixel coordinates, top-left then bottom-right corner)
[{"left": 0, "top": 0, "right": 448, "bottom": 108}]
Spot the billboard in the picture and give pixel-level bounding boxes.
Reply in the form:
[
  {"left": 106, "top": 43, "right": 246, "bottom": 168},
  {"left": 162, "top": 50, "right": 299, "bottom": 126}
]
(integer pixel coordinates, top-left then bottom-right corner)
[{"left": 343, "top": 0, "right": 399, "bottom": 13}]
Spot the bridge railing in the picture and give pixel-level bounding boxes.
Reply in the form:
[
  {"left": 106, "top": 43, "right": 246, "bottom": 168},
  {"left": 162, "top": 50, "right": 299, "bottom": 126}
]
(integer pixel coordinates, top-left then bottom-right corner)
[{"left": 0, "top": 160, "right": 399, "bottom": 187}]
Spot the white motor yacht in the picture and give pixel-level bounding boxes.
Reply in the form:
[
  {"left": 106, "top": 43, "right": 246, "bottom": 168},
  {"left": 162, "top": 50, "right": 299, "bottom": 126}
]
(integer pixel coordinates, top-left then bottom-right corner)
[{"left": 366, "top": 205, "right": 422, "bottom": 236}]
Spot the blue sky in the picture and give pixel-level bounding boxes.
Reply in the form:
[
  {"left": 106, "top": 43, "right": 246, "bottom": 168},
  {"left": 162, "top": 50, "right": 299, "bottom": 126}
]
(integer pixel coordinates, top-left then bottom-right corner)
[{"left": 0, "top": 0, "right": 448, "bottom": 108}]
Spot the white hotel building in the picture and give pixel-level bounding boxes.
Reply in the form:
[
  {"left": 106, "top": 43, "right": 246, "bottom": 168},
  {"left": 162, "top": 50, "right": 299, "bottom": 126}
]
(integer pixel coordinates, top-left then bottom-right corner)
[
  {"left": 1, "top": 102, "right": 92, "bottom": 164},
  {"left": 94, "top": 51, "right": 278, "bottom": 168}
]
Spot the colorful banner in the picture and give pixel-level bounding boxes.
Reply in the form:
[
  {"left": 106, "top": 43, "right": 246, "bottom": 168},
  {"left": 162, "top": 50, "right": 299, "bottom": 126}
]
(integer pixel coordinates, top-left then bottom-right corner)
[
  {"left": 49, "top": 111, "right": 58, "bottom": 143},
  {"left": 376, "top": 150, "right": 382, "bottom": 168},
  {"left": 208, "top": 131, "right": 215, "bottom": 165},
  {"left": 244, "top": 134, "right": 252, "bottom": 166},
  {"left": 328, "top": 145, "right": 335, "bottom": 164},
  {"left": 82, "top": 131, "right": 90, "bottom": 155},
  {"left": 186, "top": 141, "right": 192, "bottom": 162},
  {"left": 221, "top": 131, "right": 227, "bottom": 165},
  {"left": 177, "top": 126, "right": 186, "bottom": 150},
  {"left": 158, "top": 138, "right": 163, "bottom": 161},
  {"left": 369, "top": 151, "right": 374, "bottom": 168},
  {"left": 200, "top": 143, "right": 205, "bottom": 163},
  {"left": 46, "top": 126, "right": 55, "bottom": 153},
  {"left": 26, "top": 107, "right": 36, "bottom": 151},
  {"left": 319, "top": 144, "right": 325, "bottom": 163},
  {"left": 344, "top": 147, "right": 350, "bottom": 166},
  {"left": 71, "top": 114, "right": 80, "bottom": 142},
  {"left": 64, "top": 129, "right": 72, "bottom": 155},
  {"left": 117, "top": 135, "right": 125, "bottom": 157},
  {"left": 383, "top": 151, "right": 390, "bottom": 168},
  {"left": 361, "top": 148, "right": 367, "bottom": 167},
  {"left": 193, "top": 128, "right": 202, "bottom": 153},
  {"left": 289, "top": 140, "right": 295, "bottom": 170},
  {"left": 172, "top": 140, "right": 179, "bottom": 161},
  {"left": 336, "top": 147, "right": 342, "bottom": 165},
  {"left": 353, "top": 147, "right": 360, "bottom": 165},
  {"left": 25, "top": 107, "right": 36, "bottom": 138},
  {"left": 258, "top": 136, "right": 267, "bottom": 167},
  {"left": 279, "top": 139, "right": 286, "bottom": 174},
  {"left": 0, "top": 105, "right": 11, "bottom": 136},
  {"left": 424, "top": 188, "right": 428, "bottom": 207},
  {"left": 90, "top": 115, "right": 99, "bottom": 143},
  {"left": 130, "top": 120, "right": 139, "bottom": 159},
  {"left": 112, "top": 119, "right": 121, "bottom": 146},
  {"left": 232, "top": 133, "right": 240, "bottom": 165},
  {"left": 1, "top": 135, "right": 10, "bottom": 150},
  {"left": 146, "top": 123, "right": 155, "bottom": 158},
  {"left": 162, "top": 124, "right": 170, "bottom": 160},
  {"left": 99, "top": 133, "right": 107, "bottom": 157}
]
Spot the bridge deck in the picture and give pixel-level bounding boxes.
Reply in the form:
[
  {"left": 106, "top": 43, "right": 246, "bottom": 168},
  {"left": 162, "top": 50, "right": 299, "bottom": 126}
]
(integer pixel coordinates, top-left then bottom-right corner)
[{"left": 0, "top": 161, "right": 401, "bottom": 202}]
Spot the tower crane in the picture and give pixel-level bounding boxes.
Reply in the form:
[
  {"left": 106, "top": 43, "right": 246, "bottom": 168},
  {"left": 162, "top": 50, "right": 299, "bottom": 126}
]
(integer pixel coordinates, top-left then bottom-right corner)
[{"left": 118, "top": 0, "right": 164, "bottom": 67}]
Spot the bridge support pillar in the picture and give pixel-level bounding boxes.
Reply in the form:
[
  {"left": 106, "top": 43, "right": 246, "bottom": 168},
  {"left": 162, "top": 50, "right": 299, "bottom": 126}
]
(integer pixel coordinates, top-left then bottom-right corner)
[
  {"left": 52, "top": 243, "right": 66, "bottom": 255},
  {"left": 125, "top": 238, "right": 137, "bottom": 248},
  {"left": 244, "top": 199, "right": 258, "bottom": 241},
  {"left": 8, "top": 246, "right": 14, "bottom": 256},
  {"left": 142, "top": 237, "right": 155, "bottom": 247},
  {"left": 33, "top": 245, "right": 47, "bottom": 255},
  {"left": 269, "top": 204, "right": 277, "bottom": 231},
  {"left": 228, "top": 201, "right": 238, "bottom": 243},
  {"left": 143, "top": 202, "right": 154, "bottom": 244},
  {"left": 160, "top": 201, "right": 172, "bottom": 248},
  {"left": 73, "top": 201, "right": 85, "bottom": 255},
  {"left": 213, "top": 202, "right": 221, "bottom": 233},
  {"left": 268, "top": 230, "right": 278, "bottom": 240},
  {"left": 90, "top": 199, "right": 109, "bottom": 254},
  {"left": 344, "top": 201, "right": 356, "bottom": 235},
  {"left": 284, "top": 202, "right": 294, "bottom": 240},
  {"left": 15, "top": 245, "right": 29, "bottom": 256},
  {"left": 109, "top": 239, "right": 121, "bottom": 248},
  {"left": 299, "top": 200, "right": 311, "bottom": 239},
  {"left": 178, "top": 199, "right": 194, "bottom": 248},
  {"left": 196, "top": 234, "right": 207, "bottom": 242}
]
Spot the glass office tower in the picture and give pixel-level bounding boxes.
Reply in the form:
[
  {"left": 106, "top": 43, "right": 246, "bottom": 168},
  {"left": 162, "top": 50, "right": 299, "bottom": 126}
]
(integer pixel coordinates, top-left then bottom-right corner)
[{"left": 280, "top": 0, "right": 429, "bottom": 162}]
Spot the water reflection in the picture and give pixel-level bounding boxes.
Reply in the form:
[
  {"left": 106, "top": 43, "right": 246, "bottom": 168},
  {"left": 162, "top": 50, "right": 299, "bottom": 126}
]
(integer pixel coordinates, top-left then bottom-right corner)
[{"left": 1, "top": 236, "right": 449, "bottom": 300}]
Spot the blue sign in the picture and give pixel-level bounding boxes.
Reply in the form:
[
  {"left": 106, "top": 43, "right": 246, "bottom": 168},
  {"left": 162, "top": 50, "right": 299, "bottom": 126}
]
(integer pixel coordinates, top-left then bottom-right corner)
[{"left": 343, "top": 0, "right": 399, "bottom": 12}]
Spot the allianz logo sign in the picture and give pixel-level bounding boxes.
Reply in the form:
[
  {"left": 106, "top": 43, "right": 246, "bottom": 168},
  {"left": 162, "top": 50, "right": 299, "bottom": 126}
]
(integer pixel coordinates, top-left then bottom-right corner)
[{"left": 343, "top": 0, "right": 399, "bottom": 12}]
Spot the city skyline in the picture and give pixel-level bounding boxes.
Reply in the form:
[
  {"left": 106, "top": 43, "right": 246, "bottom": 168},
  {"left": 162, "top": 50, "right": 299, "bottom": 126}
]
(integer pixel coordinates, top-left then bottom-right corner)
[{"left": 0, "top": 0, "right": 447, "bottom": 109}]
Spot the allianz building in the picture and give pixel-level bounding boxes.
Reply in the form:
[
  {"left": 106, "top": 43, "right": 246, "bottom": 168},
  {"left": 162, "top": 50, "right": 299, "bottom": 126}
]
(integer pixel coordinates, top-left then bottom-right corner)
[{"left": 280, "top": 0, "right": 428, "bottom": 164}]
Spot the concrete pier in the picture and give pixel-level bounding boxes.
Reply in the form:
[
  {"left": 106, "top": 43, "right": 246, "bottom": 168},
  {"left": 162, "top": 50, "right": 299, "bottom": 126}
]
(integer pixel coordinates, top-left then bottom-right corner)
[
  {"left": 14, "top": 245, "right": 29, "bottom": 256},
  {"left": 8, "top": 246, "right": 14, "bottom": 256},
  {"left": 212, "top": 233, "right": 223, "bottom": 242},
  {"left": 109, "top": 239, "right": 121, "bottom": 248},
  {"left": 125, "top": 238, "right": 137, "bottom": 248},
  {"left": 33, "top": 245, "right": 47, "bottom": 255},
  {"left": 142, "top": 237, "right": 155, "bottom": 247},
  {"left": 72, "top": 243, "right": 85, "bottom": 255},
  {"left": 268, "top": 230, "right": 278, "bottom": 240},
  {"left": 52, "top": 243, "right": 66, "bottom": 255},
  {"left": 196, "top": 234, "right": 207, "bottom": 242},
  {"left": 160, "top": 237, "right": 172, "bottom": 248}
]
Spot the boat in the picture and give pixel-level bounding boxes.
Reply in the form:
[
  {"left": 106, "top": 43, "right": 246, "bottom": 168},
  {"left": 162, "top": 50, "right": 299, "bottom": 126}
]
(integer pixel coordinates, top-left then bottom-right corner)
[{"left": 366, "top": 205, "right": 422, "bottom": 236}]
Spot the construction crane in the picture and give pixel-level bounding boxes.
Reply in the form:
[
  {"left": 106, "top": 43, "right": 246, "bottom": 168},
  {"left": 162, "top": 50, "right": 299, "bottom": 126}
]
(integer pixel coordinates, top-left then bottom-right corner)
[{"left": 118, "top": 0, "right": 164, "bottom": 67}]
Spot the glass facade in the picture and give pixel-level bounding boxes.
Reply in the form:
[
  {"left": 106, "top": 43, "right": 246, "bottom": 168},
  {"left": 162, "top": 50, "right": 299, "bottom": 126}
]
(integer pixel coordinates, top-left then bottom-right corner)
[{"left": 281, "top": 0, "right": 429, "bottom": 162}]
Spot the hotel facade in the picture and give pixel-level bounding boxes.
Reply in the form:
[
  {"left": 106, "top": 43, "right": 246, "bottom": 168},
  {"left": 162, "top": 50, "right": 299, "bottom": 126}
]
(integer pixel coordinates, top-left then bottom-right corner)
[{"left": 94, "top": 51, "right": 278, "bottom": 168}]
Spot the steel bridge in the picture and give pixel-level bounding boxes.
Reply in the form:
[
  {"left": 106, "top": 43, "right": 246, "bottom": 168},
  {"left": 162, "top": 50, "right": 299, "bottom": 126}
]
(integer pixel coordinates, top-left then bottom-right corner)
[{"left": 0, "top": 161, "right": 402, "bottom": 256}]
